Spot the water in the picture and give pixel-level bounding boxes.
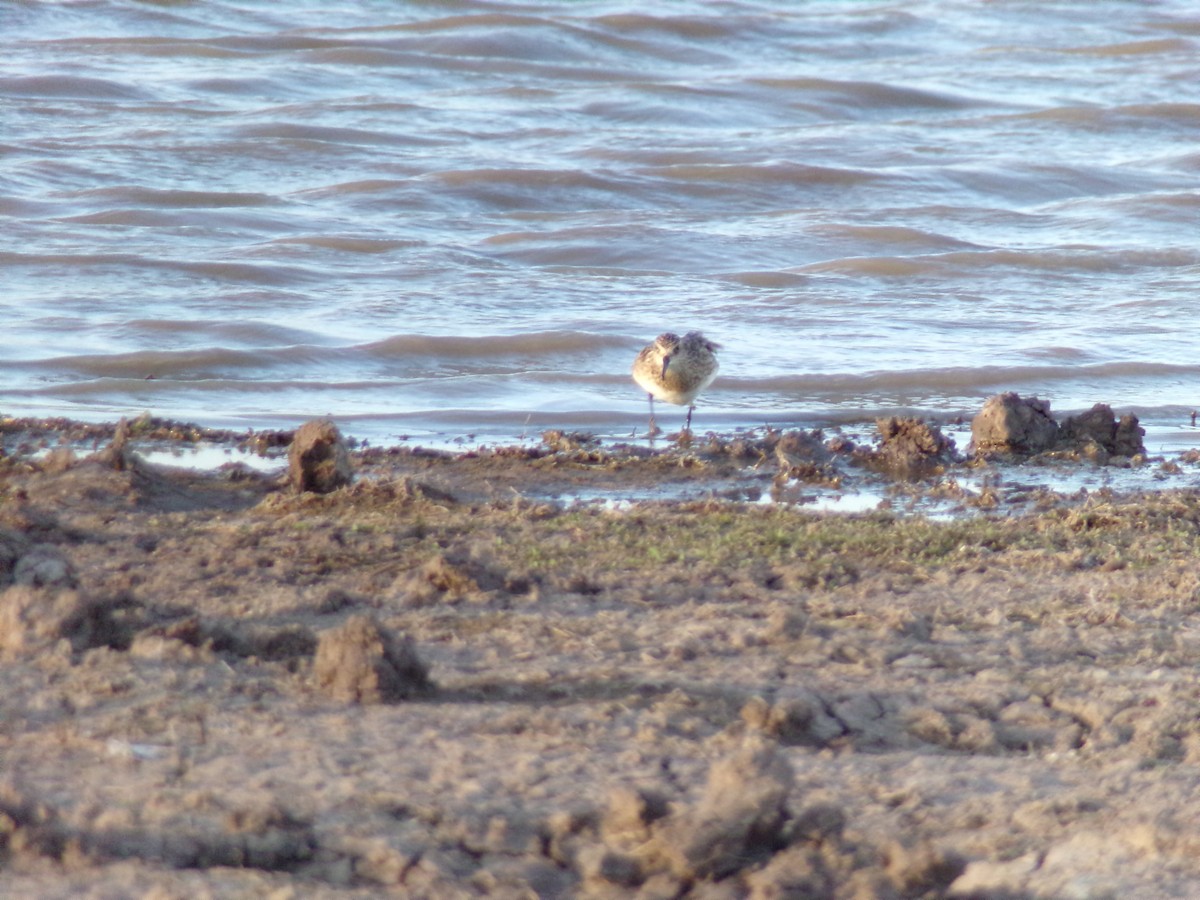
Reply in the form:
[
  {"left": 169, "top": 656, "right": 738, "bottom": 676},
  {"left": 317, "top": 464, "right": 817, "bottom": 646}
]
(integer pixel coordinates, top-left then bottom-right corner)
[{"left": 4, "top": 1, "right": 1200, "bottom": 446}]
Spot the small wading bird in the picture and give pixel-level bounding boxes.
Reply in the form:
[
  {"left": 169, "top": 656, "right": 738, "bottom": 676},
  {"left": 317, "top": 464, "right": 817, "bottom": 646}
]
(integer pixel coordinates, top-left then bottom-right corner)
[{"left": 631, "top": 331, "right": 720, "bottom": 436}]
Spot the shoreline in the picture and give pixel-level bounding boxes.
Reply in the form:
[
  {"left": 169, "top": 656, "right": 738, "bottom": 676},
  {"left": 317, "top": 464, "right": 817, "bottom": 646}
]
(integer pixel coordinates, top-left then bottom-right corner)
[
  {"left": 3, "top": 417, "right": 1200, "bottom": 895},
  {"left": 5, "top": 409, "right": 1199, "bottom": 518}
]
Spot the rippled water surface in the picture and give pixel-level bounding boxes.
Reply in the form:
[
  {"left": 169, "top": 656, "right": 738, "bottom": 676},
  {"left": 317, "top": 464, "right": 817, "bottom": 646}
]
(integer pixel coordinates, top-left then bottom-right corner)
[{"left": 4, "top": 1, "right": 1200, "bottom": 445}]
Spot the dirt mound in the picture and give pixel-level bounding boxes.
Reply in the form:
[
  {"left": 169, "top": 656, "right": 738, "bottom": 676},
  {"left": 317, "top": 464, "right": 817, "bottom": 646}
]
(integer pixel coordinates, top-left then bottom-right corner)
[
  {"left": 314, "top": 614, "right": 432, "bottom": 703},
  {"left": 971, "top": 392, "right": 1059, "bottom": 454},
  {"left": 1058, "top": 402, "right": 1146, "bottom": 460},
  {"left": 869, "top": 417, "right": 957, "bottom": 475},
  {"left": 972, "top": 393, "right": 1145, "bottom": 459},
  {"left": 571, "top": 738, "right": 964, "bottom": 897},
  {"left": 772, "top": 429, "right": 842, "bottom": 488},
  {"left": 0, "top": 586, "right": 133, "bottom": 656},
  {"left": 288, "top": 418, "right": 353, "bottom": 493}
]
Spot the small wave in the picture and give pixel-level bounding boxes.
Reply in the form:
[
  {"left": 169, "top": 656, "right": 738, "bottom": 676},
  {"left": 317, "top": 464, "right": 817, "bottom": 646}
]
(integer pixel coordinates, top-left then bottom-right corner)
[
  {"left": 736, "top": 362, "right": 1200, "bottom": 396},
  {"left": 1063, "top": 38, "right": 1193, "bottom": 57},
  {"left": 231, "top": 122, "right": 415, "bottom": 147},
  {"left": 428, "top": 168, "right": 640, "bottom": 209},
  {"left": 1091, "top": 191, "right": 1200, "bottom": 226},
  {"left": 303, "top": 47, "right": 420, "bottom": 67},
  {"left": 591, "top": 12, "right": 743, "bottom": 40},
  {"left": 0, "top": 75, "right": 147, "bottom": 100},
  {"left": 174, "top": 260, "right": 322, "bottom": 286},
  {"left": 581, "top": 95, "right": 743, "bottom": 128},
  {"left": 296, "top": 179, "right": 416, "bottom": 199},
  {"left": 16, "top": 331, "right": 639, "bottom": 385},
  {"left": 355, "top": 14, "right": 615, "bottom": 69},
  {"left": 813, "top": 224, "right": 981, "bottom": 252},
  {"left": 58, "top": 209, "right": 236, "bottom": 227},
  {"left": 433, "top": 168, "right": 629, "bottom": 193},
  {"left": 264, "top": 235, "right": 422, "bottom": 254},
  {"left": 187, "top": 77, "right": 289, "bottom": 97},
  {"left": 359, "top": 331, "right": 631, "bottom": 360},
  {"left": 0, "top": 251, "right": 319, "bottom": 286},
  {"left": 19, "top": 339, "right": 418, "bottom": 383},
  {"left": 0, "top": 195, "right": 50, "bottom": 216},
  {"left": 935, "top": 247, "right": 1198, "bottom": 273},
  {"left": 800, "top": 257, "right": 939, "bottom": 278},
  {"left": 1116, "top": 102, "right": 1200, "bottom": 124},
  {"left": 715, "top": 271, "right": 810, "bottom": 289},
  {"left": 802, "top": 245, "right": 1198, "bottom": 279},
  {"left": 645, "top": 161, "right": 878, "bottom": 187},
  {"left": 750, "top": 77, "right": 982, "bottom": 114},
  {"left": 27, "top": 348, "right": 285, "bottom": 381},
  {"left": 1018, "top": 102, "right": 1200, "bottom": 135},
  {"left": 213, "top": 34, "right": 340, "bottom": 53},
  {"left": 118, "top": 318, "right": 331, "bottom": 348},
  {"left": 482, "top": 225, "right": 693, "bottom": 268},
  {"left": 39, "top": 35, "right": 258, "bottom": 61},
  {"left": 68, "top": 186, "right": 277, "bottom": 209},
  {"left": 939, "top": 161, "right": 1146, "bottom": 204}
]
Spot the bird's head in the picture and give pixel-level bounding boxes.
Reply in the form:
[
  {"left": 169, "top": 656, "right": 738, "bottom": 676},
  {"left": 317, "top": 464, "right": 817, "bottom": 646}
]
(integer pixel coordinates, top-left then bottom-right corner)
[{"left": 656, "top": 332, "right": 680, "bottom": 378}]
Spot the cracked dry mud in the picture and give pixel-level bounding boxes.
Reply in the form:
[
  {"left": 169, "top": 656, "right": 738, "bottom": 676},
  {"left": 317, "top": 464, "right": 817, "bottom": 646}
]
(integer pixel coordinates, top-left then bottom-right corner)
[{"left": 3, "top": 421, "right": 1200, "bottom": 898}]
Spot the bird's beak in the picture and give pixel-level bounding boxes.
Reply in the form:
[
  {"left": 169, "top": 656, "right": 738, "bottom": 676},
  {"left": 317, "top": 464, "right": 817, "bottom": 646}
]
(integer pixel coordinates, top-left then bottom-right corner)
[{"left": 660, "top": 355, "right": 672, "bottom": 379}]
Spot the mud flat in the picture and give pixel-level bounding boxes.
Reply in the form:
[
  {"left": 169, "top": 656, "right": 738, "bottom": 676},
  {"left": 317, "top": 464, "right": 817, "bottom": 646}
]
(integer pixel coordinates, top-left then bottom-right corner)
[{"left": 4, "top": 415, "right": 1200, "bottom": 898}]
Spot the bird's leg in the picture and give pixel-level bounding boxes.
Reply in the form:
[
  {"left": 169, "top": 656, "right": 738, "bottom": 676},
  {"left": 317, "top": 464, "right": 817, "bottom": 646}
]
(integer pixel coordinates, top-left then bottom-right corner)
[
  {"left": 685, "top": 404, "right": 694, "bottom": 433},
  {"left": 647, "top": 394, "right": 659, "bottom": 439}
]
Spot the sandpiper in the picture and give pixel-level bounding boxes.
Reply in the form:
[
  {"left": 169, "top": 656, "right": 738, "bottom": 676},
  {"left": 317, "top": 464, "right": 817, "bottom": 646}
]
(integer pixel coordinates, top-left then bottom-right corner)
[{"left": 631, "top": 331, "right": 720, "bottom": 435}]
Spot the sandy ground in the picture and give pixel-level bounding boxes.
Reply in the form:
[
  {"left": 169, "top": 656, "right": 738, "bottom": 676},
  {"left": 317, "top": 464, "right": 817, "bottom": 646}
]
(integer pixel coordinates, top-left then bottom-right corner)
[{"left": 4, "top": 418, "right": 1200, "bottom": 898}]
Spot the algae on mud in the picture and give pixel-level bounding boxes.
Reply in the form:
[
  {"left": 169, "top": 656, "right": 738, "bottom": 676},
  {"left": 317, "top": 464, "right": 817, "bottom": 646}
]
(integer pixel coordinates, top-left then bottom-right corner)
[{"left": 3, "top": 420, "right": 1200, "bottom": 897}]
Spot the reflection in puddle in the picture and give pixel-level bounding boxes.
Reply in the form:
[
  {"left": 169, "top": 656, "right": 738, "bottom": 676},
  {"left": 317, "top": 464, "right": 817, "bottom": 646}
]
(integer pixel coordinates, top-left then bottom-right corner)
[
  {"left": 133, "top": 444, "right": 286, "bottom": 474},
  {"left": 791, "top": 491, "right": 884, "bottom": 515}
]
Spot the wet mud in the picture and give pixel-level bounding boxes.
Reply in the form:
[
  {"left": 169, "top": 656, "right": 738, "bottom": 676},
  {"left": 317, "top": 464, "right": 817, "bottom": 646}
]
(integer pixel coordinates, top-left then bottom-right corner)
[{"left": 2, "top": 411, "right": 1200, "bottom": 897}]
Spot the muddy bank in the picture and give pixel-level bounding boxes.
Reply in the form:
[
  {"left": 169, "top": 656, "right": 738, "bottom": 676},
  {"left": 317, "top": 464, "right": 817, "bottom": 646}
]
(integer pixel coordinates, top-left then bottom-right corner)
[{"left": 3, "top": 418, "right": 1200, "bottom": 897}]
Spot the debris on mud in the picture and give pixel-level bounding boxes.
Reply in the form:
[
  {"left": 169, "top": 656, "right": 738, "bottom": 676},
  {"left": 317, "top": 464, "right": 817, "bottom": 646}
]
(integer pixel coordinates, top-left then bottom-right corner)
[
  {"left": 772, "top": 429, "right": 842, "bottom": 489},
  {"left": 541, "top": 429, "right": 601, "bottom": 454}
]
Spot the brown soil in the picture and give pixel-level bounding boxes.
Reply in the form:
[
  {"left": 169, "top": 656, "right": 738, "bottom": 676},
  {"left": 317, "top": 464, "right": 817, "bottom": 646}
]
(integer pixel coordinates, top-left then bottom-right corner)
[{"left": 2, "top": 418, "right": 1200, "bottom": 898}]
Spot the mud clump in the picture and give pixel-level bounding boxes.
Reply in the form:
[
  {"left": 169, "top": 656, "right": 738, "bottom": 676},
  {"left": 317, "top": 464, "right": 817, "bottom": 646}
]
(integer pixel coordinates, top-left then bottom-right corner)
[
  {"left": 288, "top": 418, "right": 353, "bottom": 494},
  {"left": 774, "top": 430, "right": 836, "bottom": 477},
  {"left": 11, "top": 543, "right": 75, "bottom": 588},
  {"left": 91, "top": 801, "right": 317, "bottom": 871},
  {"left": 0, "top": 784, "right": 316, "bottom": 873},
  {"left": 868, "top": 417, "right": 956, "bottom": 475},
  {"left": 0, "top": 586, "right": 132, "bottom": 656},
  {"left": 579, "top": 738, "right": 964, "bottom": 897},
  {"left": 972, "top": 393, "right": 1059, "bottom": 454},
  {"left": 1059, "top": 403, "right": 1145, "bottom": 460},
  {"left": 770, "top": 431, "right": 846, "bottom": 502},
  {"left": 313, "top": 614, "right": 432, "bottom": 703},
  {"left": 648, "top": 739, "right": 794, "bottom": 882},
  {"left": 972, "top": 394, "right": 1145, "bottom": 459},
  {"left": 90, "top": 417, "right": 133, "bottom": 471},
  {"left": 0, "top": 527, "right": 26, "bottom": 585},
  {"left": 542, "top": 430, "right": 600, "bottom": 453},
  {"left": 392, "top": 551, "right": 518, "bottom": 607}
]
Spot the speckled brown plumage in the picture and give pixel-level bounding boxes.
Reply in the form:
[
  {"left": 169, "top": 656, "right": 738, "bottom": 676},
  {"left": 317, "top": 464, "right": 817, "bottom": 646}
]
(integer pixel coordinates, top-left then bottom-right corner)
[{"left": 631, "top": 331, "right": 720, "bottom": 434}]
